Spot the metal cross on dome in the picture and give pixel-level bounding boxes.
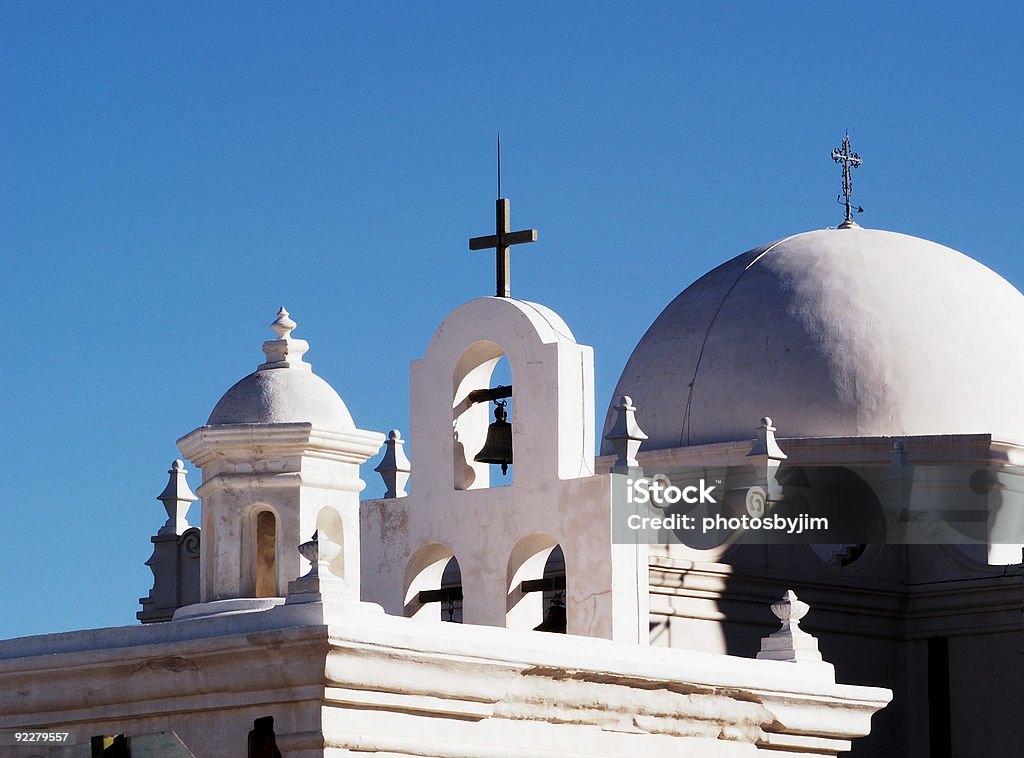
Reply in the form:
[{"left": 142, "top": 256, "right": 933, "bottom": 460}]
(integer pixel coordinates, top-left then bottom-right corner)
[
  {"left": 468, "top": 136, "right": 538, "bottom": 298},
  {"left": 832, "top": 133, "right": 863, "bottom": 228}
]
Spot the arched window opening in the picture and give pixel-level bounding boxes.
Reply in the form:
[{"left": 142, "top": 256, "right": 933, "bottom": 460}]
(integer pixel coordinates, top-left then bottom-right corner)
[
  {"left": 254, "top": 510, "right": 277, "bottom": 598},
  {"left": 433, "top": 557, "right": 464, "bottom": 623},
  {"left": 404, "top": 545, "right": 463, "bottom": 622},
  {"left": 453, "top": 344, "right": 513, "bottom": 490},
  {"left": 533, "top": 545, "right": 566, "bottom": 633},
  {"left": 506, "top": 535, "right": 566, "bottom": 633}
]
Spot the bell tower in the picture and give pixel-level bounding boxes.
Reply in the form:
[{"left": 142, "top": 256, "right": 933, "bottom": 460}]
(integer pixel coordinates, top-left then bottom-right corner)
[
  {"left": 414, "top": 296, "right": 596, "bottom": 494},
  {"left": 361, "top": 294, "right": 648, "bottom": 642},
  {"left": 357, "top": 189, "right": 647, "bottom": 642},
  {"left": 176, "top": 309, "right": 383, "bottom": 617}
]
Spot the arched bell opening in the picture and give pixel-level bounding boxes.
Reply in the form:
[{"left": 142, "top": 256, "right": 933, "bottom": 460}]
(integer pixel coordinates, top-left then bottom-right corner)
[
  {"left": 535, "top": 545, "right": 567, "bottom": 633},
  {"left": 437, "top": 556, "right": 464, "bottom": 623},
  {"left": 242, "top": 505, "right": 280, "bottom": 598},
  {"left": 404, "top": 544, "right": 463, "bottom": 623},
  {"left": 506, "top": 534, "right": 566, "bottom": 633},
  {"left": 452, "top": 341, "right": 514, "bottom": 490}
]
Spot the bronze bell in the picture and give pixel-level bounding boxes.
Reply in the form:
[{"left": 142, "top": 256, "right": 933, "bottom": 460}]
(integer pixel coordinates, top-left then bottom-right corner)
[
  {"left": 474, "top": 400, "right": 513, "bottom": 475},
  {"left": 534, "top": 594, "right": 567, "bottom": 634}
]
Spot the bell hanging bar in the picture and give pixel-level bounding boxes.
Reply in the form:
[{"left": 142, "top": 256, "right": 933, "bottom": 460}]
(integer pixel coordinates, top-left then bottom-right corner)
[
  {"left": 467, "top": 385, "right": 512, "bottom": 405},
  {"left": 520, "top": 576, "right": 566, "bottom": 594},
  {"left": 417, "top": 586, "right": 464, "bottom": 604}
]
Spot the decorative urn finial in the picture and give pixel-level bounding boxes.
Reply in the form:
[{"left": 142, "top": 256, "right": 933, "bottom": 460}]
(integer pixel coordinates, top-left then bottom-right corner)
[
  {"left": 270, "top": 306, "right": 296, "bottom": 339},
  {"left": 260, "top": 306, "right": 310, "bottom": 370},
  {"left": 757, "top": 589, "right": 829, "bottom": 671}
]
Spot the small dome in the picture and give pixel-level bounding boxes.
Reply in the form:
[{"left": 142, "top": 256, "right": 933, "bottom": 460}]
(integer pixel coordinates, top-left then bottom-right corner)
[
  {"left": 206, "top": 307, "right": 355, "bottom": 431},
  {"left": 208, "top": 368, "right": 354, "bottom": 429},
  {"left": 603, "top": 228, "right": 1024, "bottom": 451}
]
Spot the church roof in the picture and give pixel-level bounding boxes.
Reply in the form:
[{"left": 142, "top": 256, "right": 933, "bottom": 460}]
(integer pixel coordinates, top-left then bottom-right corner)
[
  {"left": 207, "top": 308, "right": 355, "bottom": 431},
  {"left": 603, "top": 227, "right": 1024, "bottom": 451}
]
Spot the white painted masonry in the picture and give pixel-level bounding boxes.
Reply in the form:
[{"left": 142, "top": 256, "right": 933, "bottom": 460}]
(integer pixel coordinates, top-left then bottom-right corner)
[{"left": 0, "top": 279, "right": 901, "bottom": 755}]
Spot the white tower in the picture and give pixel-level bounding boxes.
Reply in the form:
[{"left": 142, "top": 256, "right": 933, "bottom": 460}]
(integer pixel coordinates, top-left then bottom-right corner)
[
  {"left": 362, "top": 296, "right": 649, "bottom": 642},
  {"left": 177, "top": 308, "right": 383, "bottom": 616}
]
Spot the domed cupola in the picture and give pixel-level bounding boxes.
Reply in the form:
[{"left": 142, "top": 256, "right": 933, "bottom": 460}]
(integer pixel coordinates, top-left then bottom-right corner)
[
  {"left": 176, "top": 308, "right": 383, "bottom": 616},
  {"left": 602, "top": 227, "right": 1024, "bottom": 451},
  {"left": 207, "top": 307, "right": 355, "bottom": 430}
]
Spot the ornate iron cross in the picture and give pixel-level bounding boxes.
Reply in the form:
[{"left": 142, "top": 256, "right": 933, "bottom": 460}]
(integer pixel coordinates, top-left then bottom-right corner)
[
  {"left": 469, "top": 198, "right": 538, "bottom": 298},
  {"left": 832, "top": 133, "right": 863, "bottom": 227}
]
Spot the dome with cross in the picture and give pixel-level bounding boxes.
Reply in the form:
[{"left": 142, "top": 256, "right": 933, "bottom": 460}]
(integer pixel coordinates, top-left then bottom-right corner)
[{"left": 601, "top": 226, "right": 1024, "bottom": 450}]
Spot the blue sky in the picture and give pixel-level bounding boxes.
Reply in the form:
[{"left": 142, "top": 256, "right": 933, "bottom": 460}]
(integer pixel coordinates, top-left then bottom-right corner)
[{"left": 2, "top": 3, "right": 1022, "bottom": 638}]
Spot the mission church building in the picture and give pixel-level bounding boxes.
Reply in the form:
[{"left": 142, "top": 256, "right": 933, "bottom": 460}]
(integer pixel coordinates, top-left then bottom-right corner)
[{"left": 0, "top": 140, "right": 1021, "bottom": 757}]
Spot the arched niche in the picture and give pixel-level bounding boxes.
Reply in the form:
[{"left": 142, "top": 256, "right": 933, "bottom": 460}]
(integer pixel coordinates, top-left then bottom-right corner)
[
  {"left": 452, "top": 340, "right": 513, "bottom": 490},
  {"left": 315, "top": 506, "right": 345, "bottom": 580},
  {"left": 506, "top": 534, "right": 566, "bottom": 632},
  {"left": 404, "top": 543, "right": 463, "bottom": 622},
  {"left": 242, "top": 504, "right": 280, "bottom": 598}
]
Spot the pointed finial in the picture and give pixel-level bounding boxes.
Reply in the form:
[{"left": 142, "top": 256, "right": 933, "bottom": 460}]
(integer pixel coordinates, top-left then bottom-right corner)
[
  {"left": 156, "top": 459, "right": 197, "bottom": 535},
  {"left": 747, "top": 416, "right": 787, "bottom": 507},
  {"left": 770, "top": 589, "right": 810, "bottom": 623},
  {"left": 748, "top": 416, "right": 787, "bottom": 460},
  {"left": 271, "top": 306, "right": 296, "bottom": 339},
  {"left": 605, "top": 395, "right": 648, "bottom": 474},
  {"left": 260, "top": 307, "right": 310, "bottom": 370},
  {"left": 375, "top": 429, "right": 412, "bottom": 498}
]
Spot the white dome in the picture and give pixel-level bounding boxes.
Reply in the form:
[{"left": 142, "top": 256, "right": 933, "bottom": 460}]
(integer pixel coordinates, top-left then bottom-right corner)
[
  {"left": 206, "top": 307, "right": 355, "bottom": 431},
  {"left": 208, "top": 368, "right": 354, "bottom": 430},
  {"left": 602, "top": 227, "right": 1024, "bottom": 451}
]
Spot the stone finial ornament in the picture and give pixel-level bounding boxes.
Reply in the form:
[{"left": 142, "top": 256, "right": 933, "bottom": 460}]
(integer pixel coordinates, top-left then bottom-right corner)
[
  {"left": 285, "top": 527, "right": 385, "bottom": 618},
  {"left": 605, "top": 395, "right": 648, "bottom": 474},
  {"left": 757, "top": 590, "right": 824, "bottom": 664},
  {"left": 260, "top": 306, "right": 310, "bottom": 370},
  {"left": 139, "top": 461, "right": 201, "bottom": 623},
  {"left": 374, "top": 429, "right": 412, "bottom": 498},
  {"left": 747, "top": 416, "right": 787, "bottom": 503},
  {"left": 296, "top": 530, "right": 342, "bottom": 581},
  {"left": 748, "top": 417, "right": 787, "bottom": 460},
  {"left": 270, "top": 306, "right": 296, "bottom": 339},
  {"left": 156, "top": 459, "right": 197, "bottom": 536}
]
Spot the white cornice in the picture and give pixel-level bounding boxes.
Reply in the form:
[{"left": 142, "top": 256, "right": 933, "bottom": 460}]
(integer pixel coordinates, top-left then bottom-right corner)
[{"left": 177, "top": 423, "right": 384, "bottom": 467}]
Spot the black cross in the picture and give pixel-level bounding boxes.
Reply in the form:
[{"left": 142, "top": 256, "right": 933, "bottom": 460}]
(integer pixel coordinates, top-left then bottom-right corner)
[
  {"left": 832, "top": 133, "right": 863, "bottom": 227},
  {"left": 469, "top": 199, "right": 538, "bottom": 298}
]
